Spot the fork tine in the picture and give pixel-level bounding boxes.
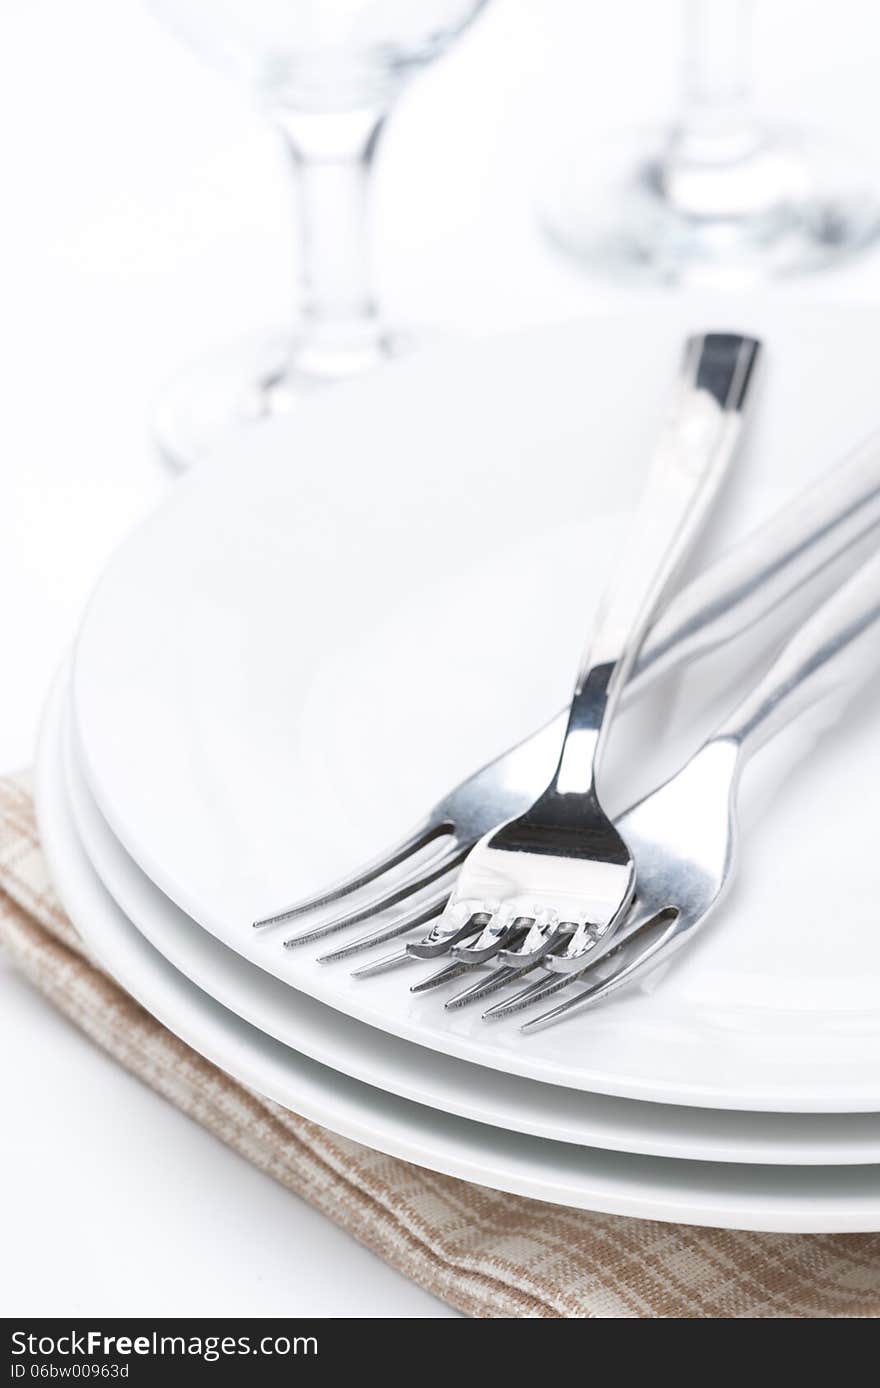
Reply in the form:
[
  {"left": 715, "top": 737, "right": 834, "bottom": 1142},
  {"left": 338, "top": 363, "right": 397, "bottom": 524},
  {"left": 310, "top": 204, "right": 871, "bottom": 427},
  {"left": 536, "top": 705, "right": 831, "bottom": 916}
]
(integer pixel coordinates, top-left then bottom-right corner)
[
  {"left": 406, "top": 909, "right": 489, "bottom": 960},
  {"left": 543, "top": 895, "right": 664, "bottom": 975},
  {"left": 521, "top": 912, "right": 682, "bottom": 1032},
  {"left": 409, "top": 959, "right": 474, "bottom": 994},
  {"left": 252, "top": 818, "right": 453, "bottom": 929},
  {"left": 444, "top": 959, "right": 541, "bottom": 1011},
  {"left": 411, "top": 918, "right": 534, "bottom": 991},
  {"left": 481, "top": 970, "right": 572, "bottom": 1021},
  {"left": 451, "top": 916, "right": 531, "bottom": 964},
  {"left": 499, "top": 914, "right": 574, "bottom": 965},
  {"left": 418, "top": 920, "right": 534, "bottom": 1003},
  {"left": 282, "top": 843, "right": 468, "bottom": 950},
  {"left": 350, "top": 947, "right": 413, "bottom": 978},
  {"left": 352, "top": 909, "right": 484, "bottom": 979},
  {"left": 317, "top": 895, "right": 448, "bottom": 963},
  {"left": 484, "top": 901, "right": 672, "bottom": 1019}
]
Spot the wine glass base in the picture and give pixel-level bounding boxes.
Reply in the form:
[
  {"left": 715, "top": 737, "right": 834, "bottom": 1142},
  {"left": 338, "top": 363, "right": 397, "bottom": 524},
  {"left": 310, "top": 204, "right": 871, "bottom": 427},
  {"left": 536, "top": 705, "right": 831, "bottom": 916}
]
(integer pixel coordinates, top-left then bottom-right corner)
[
  {"left": 539, "top": 127, "right": 880, "bottom": 286},
  {"left": 152, "top": 329, "right": 414, "bottom": 472}
]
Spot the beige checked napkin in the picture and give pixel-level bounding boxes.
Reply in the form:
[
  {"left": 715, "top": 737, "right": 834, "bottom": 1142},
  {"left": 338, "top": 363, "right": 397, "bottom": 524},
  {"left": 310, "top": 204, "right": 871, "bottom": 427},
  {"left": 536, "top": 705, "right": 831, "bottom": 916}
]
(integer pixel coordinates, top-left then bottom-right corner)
[{"left": 2, "top": 772, "right": 879, "bottom": 1317}]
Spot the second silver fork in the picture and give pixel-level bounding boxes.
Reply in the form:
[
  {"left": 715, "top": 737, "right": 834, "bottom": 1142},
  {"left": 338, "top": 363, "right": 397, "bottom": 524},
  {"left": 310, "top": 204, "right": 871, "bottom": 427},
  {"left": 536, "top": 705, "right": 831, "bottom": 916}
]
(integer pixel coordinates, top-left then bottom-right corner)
[{"left": 506, "top": 541, "right": 880, "bottom": 1030}]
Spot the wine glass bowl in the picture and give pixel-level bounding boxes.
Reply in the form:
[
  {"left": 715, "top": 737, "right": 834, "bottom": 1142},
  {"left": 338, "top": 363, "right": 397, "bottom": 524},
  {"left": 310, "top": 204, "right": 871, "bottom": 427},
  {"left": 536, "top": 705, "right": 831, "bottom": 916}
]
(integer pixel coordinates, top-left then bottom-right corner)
[{"left": 151, "top": 0, "right": 487, "bottom": 108}]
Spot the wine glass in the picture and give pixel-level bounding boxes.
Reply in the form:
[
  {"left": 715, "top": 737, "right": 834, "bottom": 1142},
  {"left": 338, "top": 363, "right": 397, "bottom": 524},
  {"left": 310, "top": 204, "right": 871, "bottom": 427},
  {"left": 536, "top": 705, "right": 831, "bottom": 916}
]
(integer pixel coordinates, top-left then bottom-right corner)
[
  {"left": 149, "top": 0, "right": 489, "bottom": 469},
  {"left": 541, "top": 0, "right": 880, "bottom": 284}
]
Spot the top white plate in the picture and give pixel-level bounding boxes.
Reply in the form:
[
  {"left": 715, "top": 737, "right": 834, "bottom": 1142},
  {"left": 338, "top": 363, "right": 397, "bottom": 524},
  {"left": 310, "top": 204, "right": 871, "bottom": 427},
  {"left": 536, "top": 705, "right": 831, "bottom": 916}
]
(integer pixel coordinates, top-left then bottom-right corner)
[{"left": 72, "top": 307, "right": 880, "bottom": 1111}]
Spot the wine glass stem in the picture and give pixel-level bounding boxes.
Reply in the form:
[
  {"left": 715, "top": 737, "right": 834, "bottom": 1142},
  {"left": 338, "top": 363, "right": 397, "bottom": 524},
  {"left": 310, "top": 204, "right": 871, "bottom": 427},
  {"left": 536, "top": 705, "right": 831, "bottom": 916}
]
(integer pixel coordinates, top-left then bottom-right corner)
[
  {"left": 674, "top": 0, "right": 761, "bottom": 162},
  {"left": 273, "top": 107, "right": 388, "bottom": 377}
]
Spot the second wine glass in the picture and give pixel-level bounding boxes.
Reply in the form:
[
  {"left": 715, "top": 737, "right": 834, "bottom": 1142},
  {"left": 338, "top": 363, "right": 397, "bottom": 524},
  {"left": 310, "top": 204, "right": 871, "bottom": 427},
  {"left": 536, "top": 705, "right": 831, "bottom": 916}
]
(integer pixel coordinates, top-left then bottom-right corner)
[
  {"left": 541, "top": 0, "right": 880, "bottom": 285},
  {"left": 150, "top": 0, "right": 489, "bottom": 470}
]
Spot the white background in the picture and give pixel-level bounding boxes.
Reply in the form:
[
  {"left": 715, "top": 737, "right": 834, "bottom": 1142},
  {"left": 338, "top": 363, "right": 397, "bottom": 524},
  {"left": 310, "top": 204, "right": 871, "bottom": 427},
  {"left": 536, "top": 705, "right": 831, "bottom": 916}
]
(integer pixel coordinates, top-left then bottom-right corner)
[{"left": 3, "top": 0, "right": 880, "bottom": 1317}]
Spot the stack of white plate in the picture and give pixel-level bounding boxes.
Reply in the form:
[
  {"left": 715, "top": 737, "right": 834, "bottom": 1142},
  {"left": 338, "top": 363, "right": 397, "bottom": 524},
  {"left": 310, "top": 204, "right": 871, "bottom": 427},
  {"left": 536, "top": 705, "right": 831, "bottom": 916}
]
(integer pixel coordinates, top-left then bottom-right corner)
[{"left": 38, "top": 308, "right": 880, "bottom": 1232}]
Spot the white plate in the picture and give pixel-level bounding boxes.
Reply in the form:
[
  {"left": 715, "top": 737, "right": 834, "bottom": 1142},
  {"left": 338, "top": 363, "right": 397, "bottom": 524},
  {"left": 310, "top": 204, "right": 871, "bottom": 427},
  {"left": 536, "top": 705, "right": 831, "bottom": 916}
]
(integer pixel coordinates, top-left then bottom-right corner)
[
  {"left": 36, "top": 672, "right": 880, "bottom": 1231},
  {"left": 71, "top": 308, "right": 880, "bottom": 1111},
  {"left": 61, "top": 673, "right": 880, "bottom": 1166}
]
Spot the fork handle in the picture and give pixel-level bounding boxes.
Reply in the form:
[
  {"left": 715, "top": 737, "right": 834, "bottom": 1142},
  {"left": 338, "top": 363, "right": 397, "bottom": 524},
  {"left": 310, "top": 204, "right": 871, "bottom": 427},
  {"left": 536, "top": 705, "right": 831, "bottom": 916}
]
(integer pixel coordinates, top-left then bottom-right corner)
[
  {"left": 629, "top": 429, "right": 880, "bottom": 698},
  {"left": 553, "top": 333, "right": 760, "bottom": 795},
  {"left": 714, "top": 545, "right": 880, "bottom": 760}
]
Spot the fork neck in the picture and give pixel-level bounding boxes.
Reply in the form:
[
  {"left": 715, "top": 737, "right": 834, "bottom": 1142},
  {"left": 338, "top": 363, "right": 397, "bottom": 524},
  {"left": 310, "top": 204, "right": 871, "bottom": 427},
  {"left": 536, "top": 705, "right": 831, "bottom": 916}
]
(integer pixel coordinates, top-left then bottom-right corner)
[{"left": 547, "top": 661, "right": 616, "bottom": 799}]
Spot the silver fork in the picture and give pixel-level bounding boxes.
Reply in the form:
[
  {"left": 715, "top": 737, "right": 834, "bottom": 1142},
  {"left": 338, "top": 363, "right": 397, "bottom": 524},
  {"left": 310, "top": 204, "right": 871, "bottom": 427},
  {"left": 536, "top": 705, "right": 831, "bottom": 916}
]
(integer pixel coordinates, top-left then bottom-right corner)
[
  {"left": 254, "top": 333, "right": 758, "bottom": 951},
  {"left": 503, "top": 542, "right": 880, "bottom": 1032},
  {"left": 407, "top": 334, "right": 759, "bottom": 964},
  {"left": 255, "top": 421, "right": 880, "bottom": 972}
]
